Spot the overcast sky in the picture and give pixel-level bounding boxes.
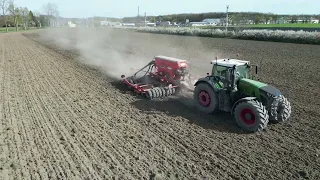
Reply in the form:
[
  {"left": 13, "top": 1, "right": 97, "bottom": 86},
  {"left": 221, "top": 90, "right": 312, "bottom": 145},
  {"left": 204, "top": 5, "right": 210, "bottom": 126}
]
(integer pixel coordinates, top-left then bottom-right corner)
[{"left": 14, "top": 0, "right": 319, "bottom": 18}]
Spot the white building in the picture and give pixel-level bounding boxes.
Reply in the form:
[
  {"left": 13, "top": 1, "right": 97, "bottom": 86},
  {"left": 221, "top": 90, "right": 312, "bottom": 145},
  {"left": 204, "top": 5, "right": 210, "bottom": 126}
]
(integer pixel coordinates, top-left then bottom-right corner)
[
  {"left": 158, "top": 21, "right": 172, "bottom": 26},
  {"left": 68, "top": 21, "right": 76, "bottom": 27},
  {"left": 202, "top": 18, "right": 221, "bottom": 26},
  {"left": 122, "top": 23, "right": 135, "bottom": 26},
  {"left": 311, "top": 18, "right": 319, "bottom": 24},
  {"left": 101, "top": 21, "right": 121, "bottom": 26},
  {"left": 188, "top": 22, "right": 208, "bottom": 27},
  {"left": 146, "top": 22, "right": 156, "bottom": 27}
]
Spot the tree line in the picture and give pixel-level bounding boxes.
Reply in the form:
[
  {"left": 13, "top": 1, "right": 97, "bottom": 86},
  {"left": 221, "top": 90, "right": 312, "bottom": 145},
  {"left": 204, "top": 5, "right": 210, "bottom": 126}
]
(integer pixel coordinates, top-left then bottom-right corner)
[
  {"left": 122, "top": 12, "right": 320, "bottom": 24},
  {"left": 0, "top": 0, "right": 59, "bottom": 32}
]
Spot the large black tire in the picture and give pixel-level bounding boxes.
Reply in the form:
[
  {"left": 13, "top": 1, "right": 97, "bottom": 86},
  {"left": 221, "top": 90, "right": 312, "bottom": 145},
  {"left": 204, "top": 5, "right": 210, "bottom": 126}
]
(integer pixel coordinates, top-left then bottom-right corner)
[
  {"left": 159, "top": 87, "right": 166, "bottom": 97},
  {"left": 146, "top": 90, "right": 153, "bottom": 99},
  {"left": 274, "top": 95, "right": 292, "bottom": 122},
  {"left": 156, "top": 87, "right": 163, "bottom": 98},
  {"left": 193, "top": 83, "right": 219, "bottom": 114},
  {"left": 151, "top": 88, "right": 157, "bottom": 98},
  {"left": 234, "top": 100, "right": 269, "bottom": 132}
]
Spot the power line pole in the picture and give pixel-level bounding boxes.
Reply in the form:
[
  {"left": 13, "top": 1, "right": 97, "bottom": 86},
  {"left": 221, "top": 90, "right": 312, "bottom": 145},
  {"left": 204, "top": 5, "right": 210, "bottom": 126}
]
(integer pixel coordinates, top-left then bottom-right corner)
[
  {"left": 226, "top": 5, "right": 229, "bottom": 31},
  {"left": 144, "top": 12, "right": 146, "bottom": 27}
]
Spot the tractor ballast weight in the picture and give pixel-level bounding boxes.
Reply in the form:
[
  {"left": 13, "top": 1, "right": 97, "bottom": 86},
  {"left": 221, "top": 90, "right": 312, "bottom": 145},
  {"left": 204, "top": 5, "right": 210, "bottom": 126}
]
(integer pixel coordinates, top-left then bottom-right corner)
[{"left": 120, "top": 55, "right": 195, "bottom": 99}]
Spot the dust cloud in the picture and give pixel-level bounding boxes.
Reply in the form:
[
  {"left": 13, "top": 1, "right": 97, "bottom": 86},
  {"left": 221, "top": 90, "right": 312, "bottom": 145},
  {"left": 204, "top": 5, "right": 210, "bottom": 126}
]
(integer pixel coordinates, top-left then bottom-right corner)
[
  {"left": 34, "top": 27, "right": 149, "bottom": 79},
  {"left": 33, "top": 27, "right": 231, "bottom": 81}
]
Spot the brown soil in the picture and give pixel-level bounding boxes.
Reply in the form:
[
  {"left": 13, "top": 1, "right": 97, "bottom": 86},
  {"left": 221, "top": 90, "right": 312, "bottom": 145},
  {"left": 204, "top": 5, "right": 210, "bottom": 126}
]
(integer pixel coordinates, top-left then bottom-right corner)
[{"left": 0, "top": 28, "right": 319, "bottom": 179}]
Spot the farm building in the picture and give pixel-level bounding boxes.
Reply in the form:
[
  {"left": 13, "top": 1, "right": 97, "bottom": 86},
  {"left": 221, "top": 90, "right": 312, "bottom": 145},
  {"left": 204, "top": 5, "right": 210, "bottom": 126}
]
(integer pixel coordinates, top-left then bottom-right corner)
[
  {"left": 157, "top": 21, "right": 172, "bottom": 27},
  {"left": 310, "top": 18, "right": 319, "bottom": 23},
  {"left": 202, "top": 18, "right": 221, "bottom": 26},
  {"left": 100, "top": 21, "right": 121, "bottom": 26},
  {"left": 187, "top": 22, "right": 208, "bottom": 27},
  {"left": 68, "top": 21, "right": 76, "bottom": 27},
  {"left": 122, "top": 23, "right": 135, "bottom": 26},
  {"left": 146, "top": 22, "right": 156, "bottom": 27}
]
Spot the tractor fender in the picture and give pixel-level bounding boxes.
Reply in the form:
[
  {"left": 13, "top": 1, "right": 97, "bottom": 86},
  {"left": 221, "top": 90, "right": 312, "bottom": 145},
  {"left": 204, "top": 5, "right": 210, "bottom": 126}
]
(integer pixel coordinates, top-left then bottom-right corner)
[
  {"left": 194, "top": 77, "right": 219, "bottom": 93},
  {"left": 231, "top": 97, "right": 257, "bottom": 115}
]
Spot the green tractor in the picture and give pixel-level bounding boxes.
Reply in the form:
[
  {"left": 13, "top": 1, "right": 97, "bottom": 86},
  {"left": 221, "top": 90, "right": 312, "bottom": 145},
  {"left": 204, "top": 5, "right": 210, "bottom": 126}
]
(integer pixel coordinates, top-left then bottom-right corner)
[{"left": 193, "top": 57, "right": 292, "bottom": 132}]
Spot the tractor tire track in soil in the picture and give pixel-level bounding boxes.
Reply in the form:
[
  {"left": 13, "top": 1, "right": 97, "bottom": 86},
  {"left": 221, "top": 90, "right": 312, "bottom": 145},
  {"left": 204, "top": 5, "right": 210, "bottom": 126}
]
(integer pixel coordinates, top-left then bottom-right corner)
[{"left": 0, "top": 29, "right": 318, "bottom": 179}]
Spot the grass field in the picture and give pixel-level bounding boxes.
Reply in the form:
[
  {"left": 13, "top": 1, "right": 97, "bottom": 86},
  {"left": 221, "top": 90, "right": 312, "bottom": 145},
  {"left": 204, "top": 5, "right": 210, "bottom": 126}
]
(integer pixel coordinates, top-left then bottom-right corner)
[
  {"left": 0, "top": 27, "right": 40, "bottom": 32},
  {"left": 245, "top": 23, "right": 320, "bottom": 28},
  {"left": 197, "top": 23, "right": 320, "bottom": 30},
  {"left": 0, "top": 27, "right": 17, "bottom": 32}
]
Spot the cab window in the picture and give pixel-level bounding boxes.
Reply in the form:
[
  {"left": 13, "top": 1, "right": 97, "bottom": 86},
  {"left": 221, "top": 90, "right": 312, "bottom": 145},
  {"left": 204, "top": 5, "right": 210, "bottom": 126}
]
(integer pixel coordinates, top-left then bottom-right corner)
[
  {"left": 236, "top": 65, "right": 249, "bottom": 78},
  {"left": 212, "top": 65, "right": 230, "bottom": 77}
]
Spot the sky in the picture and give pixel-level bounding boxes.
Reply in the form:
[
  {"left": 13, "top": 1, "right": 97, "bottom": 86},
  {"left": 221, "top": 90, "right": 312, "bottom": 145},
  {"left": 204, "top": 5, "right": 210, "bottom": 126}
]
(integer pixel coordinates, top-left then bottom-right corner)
[{"left": 14, "top": 0, "right": 319, "bottom": 18}]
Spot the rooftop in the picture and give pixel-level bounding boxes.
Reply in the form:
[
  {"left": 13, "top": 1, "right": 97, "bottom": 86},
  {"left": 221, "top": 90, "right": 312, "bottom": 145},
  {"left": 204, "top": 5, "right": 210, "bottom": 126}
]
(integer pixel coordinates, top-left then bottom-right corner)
[
  {"left": 211, "top": 59, "right": 250, "bottom": 67},
  {"left": 202, "top": 18, "right": 221, "bottom": 24}
]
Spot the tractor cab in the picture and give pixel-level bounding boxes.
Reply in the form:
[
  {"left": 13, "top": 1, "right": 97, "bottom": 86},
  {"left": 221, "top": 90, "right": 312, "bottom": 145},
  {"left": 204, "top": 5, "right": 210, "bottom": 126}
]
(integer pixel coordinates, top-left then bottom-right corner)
[{"left": 210, "top": 58, "right": 254, "bottom": 89}]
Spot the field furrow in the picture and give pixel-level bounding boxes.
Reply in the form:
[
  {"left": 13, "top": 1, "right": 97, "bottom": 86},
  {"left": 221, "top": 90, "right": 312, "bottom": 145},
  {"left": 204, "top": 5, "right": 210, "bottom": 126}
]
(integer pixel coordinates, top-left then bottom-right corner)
[
  {"left": 0, "top": 28, "right": 319, "bottom": 180},
  {"left": 0, "top": 34, "right": 10, "bottom": 180},
  {"left": 21, "top": 38, "right": 101, "bottom": 179}
]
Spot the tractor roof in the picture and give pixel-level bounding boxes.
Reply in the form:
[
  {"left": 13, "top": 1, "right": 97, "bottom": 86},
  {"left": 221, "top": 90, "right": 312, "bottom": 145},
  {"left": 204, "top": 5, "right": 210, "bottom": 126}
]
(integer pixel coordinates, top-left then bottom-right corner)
[
  {"left": 211, "top": 58, "right": 250, "bottom": 68},
  {"left": 154, "top": 55, "right": 188, "bottom": 62}
]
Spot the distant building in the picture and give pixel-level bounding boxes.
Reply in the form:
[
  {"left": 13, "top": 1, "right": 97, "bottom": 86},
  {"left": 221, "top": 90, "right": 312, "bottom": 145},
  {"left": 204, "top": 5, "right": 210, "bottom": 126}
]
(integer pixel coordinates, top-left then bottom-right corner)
[
  {"left": 202, "top": 18, "right": 221, "bottom": 26},
  {"left": 188, "top": 22, "right": 208, "bottom": 27},
  {"left": 122, "top": 23, "right": 135, "bottom": 26},
  {"left": 157, "top": 21, "right": 171, "bottom": 27},
  {"left": 68, "top": 21, "right": 76, "bottom": 27},
  {"left": 146, "top": 22, "right": 156, "bottom": 27},
  {"left": 100, "top": 21, "right": 109, "bottom": 26},
  {"left": 100, "top": 21, "right": 121, "bottom": 26},
  {"left": 275, "top": 17, "right": 288, "bottom": 24},
  {"left": 310, "top": 18, "right": 319, "bottom": 24}
]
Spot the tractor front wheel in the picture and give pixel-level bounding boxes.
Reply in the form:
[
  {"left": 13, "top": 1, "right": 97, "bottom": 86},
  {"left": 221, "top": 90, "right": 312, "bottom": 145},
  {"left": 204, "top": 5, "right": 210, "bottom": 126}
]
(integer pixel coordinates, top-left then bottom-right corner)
[
  {"left": 193, "top": 83, "right": 219, "bottom": 113},
  {"left": 234, "top": 100, "right": 269, "bottom": 132}
]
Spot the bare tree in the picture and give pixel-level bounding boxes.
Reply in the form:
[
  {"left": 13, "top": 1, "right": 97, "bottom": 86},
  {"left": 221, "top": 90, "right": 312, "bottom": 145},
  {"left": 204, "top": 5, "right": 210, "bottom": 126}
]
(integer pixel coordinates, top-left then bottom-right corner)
[
  {"left": 52, "top": 4, "right": 59, "bottom": 27},
  {"left": 21, "top": 7, "right": 28, "bottom": 30},
  {"left": 0, "top": 0, "right": 13, "bottom": 32},
  {"left": 8, "top": 1, "right": 20, "bottom": 31},
  {"left": 43, "top": 2, "right": 58, "bottom": 27}
]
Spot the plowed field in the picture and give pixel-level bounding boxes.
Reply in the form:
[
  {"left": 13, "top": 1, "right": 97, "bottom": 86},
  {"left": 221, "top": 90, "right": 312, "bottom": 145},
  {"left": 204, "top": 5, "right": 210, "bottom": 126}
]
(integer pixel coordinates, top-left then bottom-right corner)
[{"left": 0, "top": 28, "right": 319, "bottom": 180}]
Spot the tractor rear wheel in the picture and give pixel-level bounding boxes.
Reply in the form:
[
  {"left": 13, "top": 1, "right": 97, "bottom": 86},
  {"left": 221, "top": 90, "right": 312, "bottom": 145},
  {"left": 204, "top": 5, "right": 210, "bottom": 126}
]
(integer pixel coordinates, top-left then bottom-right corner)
[
  {"left": 193, "top": 83, "right": 219, "bottom": 113},
  {"left": 234, "top": 100, "right": 269, "bottom": 132}
]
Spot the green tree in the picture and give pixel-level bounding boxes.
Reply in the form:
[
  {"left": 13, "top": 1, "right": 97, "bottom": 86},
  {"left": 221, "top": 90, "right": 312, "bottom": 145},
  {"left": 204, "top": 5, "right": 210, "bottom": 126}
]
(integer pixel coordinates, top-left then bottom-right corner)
[
  {"left": 32, "top": 11, "right": 41, "bottom": 27},
  {"left": 265, "top": 16, "right": 271, "bottom": 24},
  {"left": 254, "top": 16, "right": 261, "bottom": 24},
  {"left": 0, "top": 0, "right": 12, "bottom": 31},
  {"left": 272, "top": 14, "right": 279, "bottom": 24},
  {"left": 28, "top": 10, "right": 35, "bottom": 26},
  {"left": 39, "top": 15, "right": 48, "bottom": 27},
  {"left": 291, "top": 16, "right": 297, "bottom": 23},
  {"left": 200, "top": 13, "right": 204, "bottom": 21}
]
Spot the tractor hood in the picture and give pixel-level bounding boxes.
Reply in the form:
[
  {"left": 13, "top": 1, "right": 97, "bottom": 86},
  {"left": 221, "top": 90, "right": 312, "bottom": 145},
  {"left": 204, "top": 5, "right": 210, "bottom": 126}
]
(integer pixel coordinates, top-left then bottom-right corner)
[{"left": 239, "top": 78, "right": 281, "bottom": 98}]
